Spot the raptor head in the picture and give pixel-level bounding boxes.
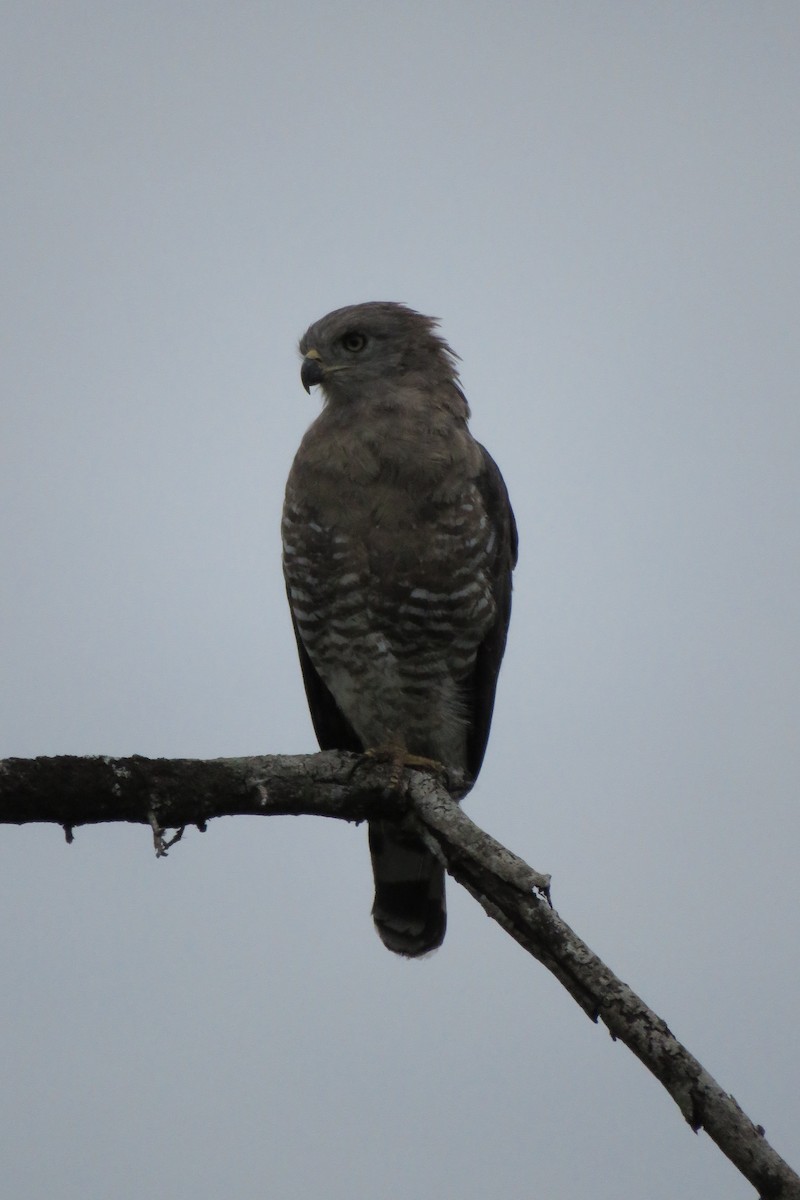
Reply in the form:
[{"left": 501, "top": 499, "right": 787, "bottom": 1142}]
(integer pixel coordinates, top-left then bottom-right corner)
[{"left": 298, "top": 301, "right": 464, "bottom": 407}]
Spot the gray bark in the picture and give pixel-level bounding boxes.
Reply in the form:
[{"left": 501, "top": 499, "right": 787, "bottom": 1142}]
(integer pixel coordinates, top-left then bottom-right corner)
[{"left": 1, "top": 751, "right": 797, "bottom": 1199}]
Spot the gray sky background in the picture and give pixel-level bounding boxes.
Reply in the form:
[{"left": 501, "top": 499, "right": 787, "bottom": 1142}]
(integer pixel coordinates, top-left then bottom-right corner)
[{"left": 2, "top": 4, "right": 798, "bottom": 1197}]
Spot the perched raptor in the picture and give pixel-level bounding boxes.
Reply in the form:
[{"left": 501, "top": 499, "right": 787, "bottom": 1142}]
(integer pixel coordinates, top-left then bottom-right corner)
[{"left": 282, "top": 302, "right": 517, "bottom": 956}]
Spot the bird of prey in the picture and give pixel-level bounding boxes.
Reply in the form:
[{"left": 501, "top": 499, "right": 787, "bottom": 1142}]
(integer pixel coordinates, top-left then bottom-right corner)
[{"left": 282, "top": 302, "right": 517, "bottom": 956}]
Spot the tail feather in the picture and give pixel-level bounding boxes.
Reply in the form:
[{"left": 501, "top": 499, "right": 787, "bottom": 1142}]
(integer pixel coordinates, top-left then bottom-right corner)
[{"left": 368, "top": 821, "right": 446, "bottom": 957}]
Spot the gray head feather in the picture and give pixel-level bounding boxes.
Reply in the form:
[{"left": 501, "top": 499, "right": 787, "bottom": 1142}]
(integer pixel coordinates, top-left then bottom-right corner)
[{"left": 298, "top": 301, "right": 463, "bottom": 404}]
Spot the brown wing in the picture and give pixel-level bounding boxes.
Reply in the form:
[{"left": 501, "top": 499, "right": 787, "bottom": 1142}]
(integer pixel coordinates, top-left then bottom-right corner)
[
  {"left": 465, "top": 444, "right": 518, "bottom": 783},
  {"left": 287, "top": 605, "right": 363, "bottom": 754}
]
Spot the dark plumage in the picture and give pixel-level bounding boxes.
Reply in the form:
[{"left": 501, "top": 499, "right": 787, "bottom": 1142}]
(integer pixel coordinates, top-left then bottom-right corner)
[{"left": 282, "top": 302, "right": 517, "bottom": 956}]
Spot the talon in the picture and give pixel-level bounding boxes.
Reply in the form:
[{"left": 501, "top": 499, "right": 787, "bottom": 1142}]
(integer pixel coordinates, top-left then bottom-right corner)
[{"left": 361, "top": 745, "right": 448, "bottom": 792}]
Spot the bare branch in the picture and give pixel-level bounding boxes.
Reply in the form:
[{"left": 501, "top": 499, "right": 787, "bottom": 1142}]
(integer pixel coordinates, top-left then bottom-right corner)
[{"left": 0, "top": 752, "right": 797, "bottom": 1199}]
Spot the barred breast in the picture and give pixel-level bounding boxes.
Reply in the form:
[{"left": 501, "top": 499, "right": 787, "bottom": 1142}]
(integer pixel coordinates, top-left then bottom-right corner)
[{"left": 282, "top": 454, "right": 496, "bottom": 772}]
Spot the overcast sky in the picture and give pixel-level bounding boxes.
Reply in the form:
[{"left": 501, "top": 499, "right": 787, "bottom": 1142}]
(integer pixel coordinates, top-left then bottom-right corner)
[{"left": 2, "top": 4, "right": 799, "bottom": 1197}]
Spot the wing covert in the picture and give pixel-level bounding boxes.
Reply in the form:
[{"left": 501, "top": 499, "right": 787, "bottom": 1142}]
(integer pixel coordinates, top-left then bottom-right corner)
[{"left": 465, "top": 444, "right": 518, "bottom": 781}]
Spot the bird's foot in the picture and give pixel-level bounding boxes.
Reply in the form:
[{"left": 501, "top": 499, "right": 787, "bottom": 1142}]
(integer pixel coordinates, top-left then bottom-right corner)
[{"left": 359, "top": 745, "right": 448, "bottom": 793}]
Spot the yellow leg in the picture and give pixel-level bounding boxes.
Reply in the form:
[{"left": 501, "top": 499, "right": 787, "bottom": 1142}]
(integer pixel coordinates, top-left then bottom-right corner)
[{"left": 361, "top": 744, "right": 447, "bottom": 791}]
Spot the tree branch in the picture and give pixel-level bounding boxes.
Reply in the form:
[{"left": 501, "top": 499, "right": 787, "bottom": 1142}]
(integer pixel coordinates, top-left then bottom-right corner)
[{"left": 1, "top": 752, "right": 797, "bottom": 1199}]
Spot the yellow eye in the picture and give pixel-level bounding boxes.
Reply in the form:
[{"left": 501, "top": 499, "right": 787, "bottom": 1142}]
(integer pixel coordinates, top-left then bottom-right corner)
[{"left": 341, "top": 331, "right": 366, "bottom": 353}]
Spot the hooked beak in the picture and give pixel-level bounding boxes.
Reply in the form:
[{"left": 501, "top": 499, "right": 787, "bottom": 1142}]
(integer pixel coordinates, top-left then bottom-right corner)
[{"left": 300, "top": 349, "right": 325, "bottom": 393}]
